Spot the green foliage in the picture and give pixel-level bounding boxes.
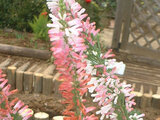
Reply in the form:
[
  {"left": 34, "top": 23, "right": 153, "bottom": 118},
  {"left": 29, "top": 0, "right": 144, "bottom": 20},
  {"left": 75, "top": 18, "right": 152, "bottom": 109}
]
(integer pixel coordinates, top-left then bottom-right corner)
[
  {"left": 77, "top": 0, "right": 101, "bottom": 28},
  {"left": 15, "top": 32, "right": 24, "bottom": 40},
  {"left": 11, "top": 113, "right": 23, "bottom": 120},
  {"left": 29, "top": 14, "right": 49, "bottom": 41},
  {"left": 0, "top": 0, "right": 46, "bottom": 31},
  {"left": 0, "top": 101, "right": 6, "bottom": 109},
  {"left": 77, "top": 0, "right": 116, "bottom": 29},
  {"left": 1, "top": 101, "right": 23, "bottom": 119}
]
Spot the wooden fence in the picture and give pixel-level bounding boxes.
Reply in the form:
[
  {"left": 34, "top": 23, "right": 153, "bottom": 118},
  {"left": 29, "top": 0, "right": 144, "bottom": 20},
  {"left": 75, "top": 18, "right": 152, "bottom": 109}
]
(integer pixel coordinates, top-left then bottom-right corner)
[
  {"left": 112, "top": 0, "right": 160, "bottom": 61},
  {"left": 0, "top": 58, "right": 61, "bottom": 96}
]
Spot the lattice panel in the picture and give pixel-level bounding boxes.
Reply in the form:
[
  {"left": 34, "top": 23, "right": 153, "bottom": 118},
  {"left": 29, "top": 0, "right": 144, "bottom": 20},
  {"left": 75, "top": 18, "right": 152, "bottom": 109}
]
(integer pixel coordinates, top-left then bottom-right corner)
[{"left": 129, "top": 0, "right": 160, "bottom": 51}]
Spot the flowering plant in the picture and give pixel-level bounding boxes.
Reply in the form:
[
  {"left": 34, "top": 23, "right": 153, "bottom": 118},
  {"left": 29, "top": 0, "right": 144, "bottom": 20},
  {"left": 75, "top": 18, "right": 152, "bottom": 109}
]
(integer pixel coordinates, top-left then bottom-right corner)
[
  {"left": 47, "top": 0, "right": 144, "bottom": 119},
  {"left": 0, "top": 70, "right": 32, "bottom": 120},
  {"left": 85, "top": 0, "right": 92, "bottom": 3}
]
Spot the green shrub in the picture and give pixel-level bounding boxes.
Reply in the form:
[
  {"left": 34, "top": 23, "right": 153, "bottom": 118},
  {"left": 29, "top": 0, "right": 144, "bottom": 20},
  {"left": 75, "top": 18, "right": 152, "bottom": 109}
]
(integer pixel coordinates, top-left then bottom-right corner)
[
  {"left": 0, "top": 0, "right": 46, "bottom": 31},
  {"left": 77, "top": 0, "right": 117, "bottom": 29},
  {"left": 29, "top": 13, "right": 49, "bottom": 41},
  {"left": 77, "top": 0, "right": 101, "bottom": 28}
]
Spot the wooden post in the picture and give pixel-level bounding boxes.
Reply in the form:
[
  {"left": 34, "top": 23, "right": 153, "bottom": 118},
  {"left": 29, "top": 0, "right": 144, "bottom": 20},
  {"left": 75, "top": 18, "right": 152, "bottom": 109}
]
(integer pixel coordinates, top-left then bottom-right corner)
[
  {"left": 43, "top": 75, "right": 53, "bottom": 95},
  {"left": 112, "top": 0, "right": 125, "bottom": 49},
  {"left": 53, "top": 73, "right": 61, "bottom": 97},
  {"left": 34, "top": 112, "right": 49, "bottom": 120},
  {"left": 132, "top": 85, "right": 143, "bottom": 108},
  {"left": 112, "top": 0, "right": 133, "bottom": 50},
  {"left": 23, "top": 72, "right": 33, "bottom": 93},
  {"left": 42, "top": 65, "right": 55, "bottom": 95},
  {"left": 120, "top": 0, "right": 134, "bottom": 50},
  {"left": 0, "top": 58, "right": 11, "bottom": 73},
  {"left": 52, "top": 116, "right": 64, "bottom": 120},
  {"left": 33, "top": 65, "right": 48, "bottom": 94},
  {"left": 141, "top": 87, "right": 152, "bottom": 108},
  {"left": 16, "top": 62, "right": 30, "bottom": 92},
  {"left": 33, "top": 73, "right": 43, "bottom": 93},
  {"left": 7, "top": 62, "right": 19, "bottom": 90},
  {"left": 43, "top": 65, "right": 55, "bottom": 75},
  {"left": 23, "top": 65, "right": 37, "bottom": 93},
  {"left": 152, "top": 87, "right": 160, "bottom": 109},
  {"left": 132, "top": 82, "right": 141, "bottom": 92}
]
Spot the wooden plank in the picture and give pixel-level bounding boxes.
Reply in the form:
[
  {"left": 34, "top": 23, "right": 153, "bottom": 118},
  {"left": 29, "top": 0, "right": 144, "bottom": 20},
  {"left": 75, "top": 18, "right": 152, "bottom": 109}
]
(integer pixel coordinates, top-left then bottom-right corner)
[
  {"left": 124, "top": 72, "right": 160, "bottom": 85},
  {"left": 126, "top": 63, "right": 160, "bottom": 72},
  {"left": 123, "top": 43, "right": 160, "bottom": 62},
  {"left": 125, "top": 69, "right": 160, "bottom": 80}
]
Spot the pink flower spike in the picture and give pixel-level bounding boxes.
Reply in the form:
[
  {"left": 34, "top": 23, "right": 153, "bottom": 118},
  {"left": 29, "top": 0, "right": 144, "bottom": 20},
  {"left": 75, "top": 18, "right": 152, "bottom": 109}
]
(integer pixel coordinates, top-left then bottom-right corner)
[
  {"left": 85, "top": 107, "right": 96, "bottom": 114},
  {"left": 13, "top": 100, "right": 24, "bottom": 113},
  {"left": 94, "top": 65, "right": 104, "bottom": 68},
  {"left": 102, "top": 49, "right": 115, "bottom": 59},
  {"left": 19, "top": 106, "right": 33, "bottom": 120},
  {"left": 83, "top": 114, "right": 98, "bottom": 120},
  {"left": 0, "top": 79, "right": 8, "bottom": 88},
  {"left": 2, "top": 84, "right": 11, "bottom": 95},
  {"left": 10, "top": 98, "right": 19, "bottom": 107},
  {"left": 18, "top": 105, "right": 29, "bottom": 114},
  {"left": 8, "top": 89, "right": 18, "bottom": 96},
  {"left": 22, "top": 114, "right": 33, "bottom": 120},
  {"left": 0, "top": 78, "right": 5, "bottom": 81}
]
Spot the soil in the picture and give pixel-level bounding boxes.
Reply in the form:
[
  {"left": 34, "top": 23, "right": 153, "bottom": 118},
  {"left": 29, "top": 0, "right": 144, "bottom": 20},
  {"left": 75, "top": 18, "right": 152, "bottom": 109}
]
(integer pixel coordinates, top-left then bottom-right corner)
[
  {"left": 10, "top": 93, "right": 160, "bottom": 120},
  {"left": 0, "top": 29, "right": 160, "bottom": 120},
  {"left": 0, "top": 29, "right": 50, "bottom": 50}
]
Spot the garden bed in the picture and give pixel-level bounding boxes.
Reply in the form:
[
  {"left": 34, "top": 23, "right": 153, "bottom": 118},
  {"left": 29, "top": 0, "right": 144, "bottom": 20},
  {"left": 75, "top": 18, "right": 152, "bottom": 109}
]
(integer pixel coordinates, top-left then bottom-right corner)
[
  {"left": 10, "top": 93, "right": 160, "bottom": 120},
  {"left": 1, "top": 29, "right": 160, "bottom": 120},
  {"left": 0, "top": 29, "right": 50, "bottom": 50},
  {"left": 0, "top": 53, "right": 160, "bottom": 120}
]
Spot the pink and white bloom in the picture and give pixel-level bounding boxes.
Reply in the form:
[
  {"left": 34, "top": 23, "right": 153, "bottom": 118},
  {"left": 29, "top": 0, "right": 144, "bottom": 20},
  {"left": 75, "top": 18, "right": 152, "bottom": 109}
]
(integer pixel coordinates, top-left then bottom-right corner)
[{"left": 47, "top": 0, "right": 144, "bottom": 119}]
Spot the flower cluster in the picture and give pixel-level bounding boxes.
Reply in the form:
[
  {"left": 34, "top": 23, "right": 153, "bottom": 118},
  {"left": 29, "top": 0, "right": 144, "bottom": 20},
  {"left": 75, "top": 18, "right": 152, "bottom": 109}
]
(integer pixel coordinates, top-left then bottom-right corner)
[
  {"left": 47, "top": 0, "right": 98, "bottom": 119},
  {"left": 47, "top": 0, "right": 144, "bottom": 120},
  {"left": 0, "top": 69, "right": 32, "bottom": 120}
]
